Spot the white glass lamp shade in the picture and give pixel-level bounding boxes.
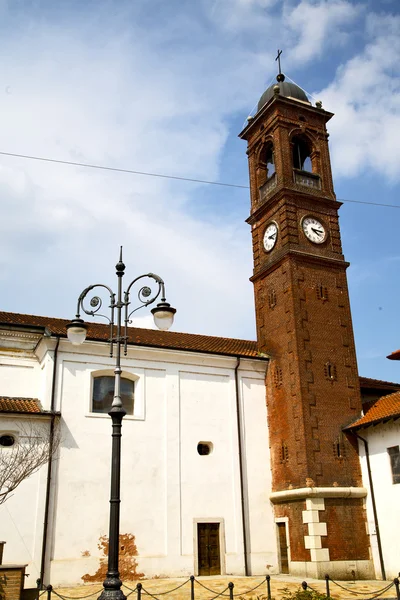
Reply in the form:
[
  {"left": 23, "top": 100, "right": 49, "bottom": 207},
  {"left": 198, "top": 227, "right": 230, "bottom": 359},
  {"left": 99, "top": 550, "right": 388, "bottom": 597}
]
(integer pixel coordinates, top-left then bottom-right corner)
[
  {"left": 66, "top": 319, "right": 88, "bottom": 345},
  {"left": 151, "top": 302, "right": 176, "bottom": 331}
]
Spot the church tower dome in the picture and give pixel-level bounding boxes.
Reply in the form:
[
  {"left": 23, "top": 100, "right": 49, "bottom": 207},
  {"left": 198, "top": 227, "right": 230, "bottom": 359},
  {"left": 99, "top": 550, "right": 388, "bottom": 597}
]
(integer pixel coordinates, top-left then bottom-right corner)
[{"left": 258, "top": 73, "right": 310, "bottom": 111}]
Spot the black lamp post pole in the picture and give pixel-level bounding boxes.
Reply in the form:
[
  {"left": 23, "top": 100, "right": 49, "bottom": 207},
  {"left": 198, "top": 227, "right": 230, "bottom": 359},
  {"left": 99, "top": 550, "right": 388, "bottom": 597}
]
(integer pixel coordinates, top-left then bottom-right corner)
[
  {"left": 67, "top": 248, "right": 176, "bottom": 600},
  {"left": 100, "top": 254, "right": 127, "bottom": 600}
]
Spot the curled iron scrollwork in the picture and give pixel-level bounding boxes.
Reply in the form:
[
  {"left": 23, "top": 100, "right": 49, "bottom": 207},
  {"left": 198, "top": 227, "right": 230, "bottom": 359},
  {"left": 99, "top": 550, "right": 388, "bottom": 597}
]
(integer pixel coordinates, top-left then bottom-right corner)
[
  {"left": 138, "top": 286, "right": 152, "bottom": 301},
  {"left": 77, "top": 284, "right": 115, "bottom": 323},
  {"left": 125, "top": 274, "right": 164, "bottom": 322}
]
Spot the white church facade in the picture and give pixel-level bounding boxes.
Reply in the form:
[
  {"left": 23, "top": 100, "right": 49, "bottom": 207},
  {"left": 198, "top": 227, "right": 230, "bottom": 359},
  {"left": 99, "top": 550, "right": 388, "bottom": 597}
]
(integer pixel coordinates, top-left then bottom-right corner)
[{"left": 1, "top": 318, "right": 275, "bottom": 586}]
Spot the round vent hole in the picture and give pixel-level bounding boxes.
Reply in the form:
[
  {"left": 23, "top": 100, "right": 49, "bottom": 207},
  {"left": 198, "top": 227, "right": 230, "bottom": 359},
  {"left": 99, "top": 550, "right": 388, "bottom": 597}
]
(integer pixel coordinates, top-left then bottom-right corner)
[
  {"left": 0, "top": 434, "right": 16, "bottom": 447},
  {"left": 197, "top": 442, "right": 213, "bottom": 456}
]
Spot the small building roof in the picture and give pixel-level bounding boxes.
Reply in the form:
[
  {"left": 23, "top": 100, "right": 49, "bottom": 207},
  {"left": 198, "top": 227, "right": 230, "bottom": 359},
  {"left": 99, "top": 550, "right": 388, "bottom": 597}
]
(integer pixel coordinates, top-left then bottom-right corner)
[
  {"left": 387, "top": 349, "right": 400, "bottom": 360},
  {"left": 0, "top": 397, "right": 42, "bottom": 413},
  {"left": 344, "top": 391, "right": 400, "bottom": 431},
  {"left": 358, "top": 376, "right": 400, "bottom": 392}
]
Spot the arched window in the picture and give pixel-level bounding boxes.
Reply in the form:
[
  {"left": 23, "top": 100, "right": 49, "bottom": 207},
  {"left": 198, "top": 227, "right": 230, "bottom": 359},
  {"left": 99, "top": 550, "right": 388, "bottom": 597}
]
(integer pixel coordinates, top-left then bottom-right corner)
[
  {"left": 257, "top": 142, "right": 275, "bottom": 188},
  {"left": 264, "top": 143, "right": 275, "bottom": 177},
  {"left": 292, "top": 136, "right": 312, "bottom": 172},
  {"left": 92, "top": 376, "right": 134, "bottom": 414}
]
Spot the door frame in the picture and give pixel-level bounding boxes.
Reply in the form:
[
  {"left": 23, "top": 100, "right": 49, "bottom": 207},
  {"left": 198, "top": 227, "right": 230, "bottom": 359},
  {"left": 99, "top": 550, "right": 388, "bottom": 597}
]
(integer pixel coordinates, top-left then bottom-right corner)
[
  {"left": 193, "top": 518, "right": 226, "bottom": 576},
  {"left": 275, "top": 517, "right": 290, "bottom": 574}
]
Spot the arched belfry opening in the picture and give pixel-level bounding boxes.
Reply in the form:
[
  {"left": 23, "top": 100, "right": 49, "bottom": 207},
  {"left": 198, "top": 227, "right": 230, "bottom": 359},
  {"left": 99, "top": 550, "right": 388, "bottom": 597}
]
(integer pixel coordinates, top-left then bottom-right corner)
[
  {"left": 257, "top": 141, "right": 275, "bottom": 189},
  {"left": 292, "top": 135, "right": 313, "bottom": 173}
]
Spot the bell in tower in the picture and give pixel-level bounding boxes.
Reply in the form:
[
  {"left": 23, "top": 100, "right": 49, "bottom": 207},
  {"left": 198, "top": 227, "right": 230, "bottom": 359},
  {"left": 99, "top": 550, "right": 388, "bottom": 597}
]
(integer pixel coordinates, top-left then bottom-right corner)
[{"left": 240, "top": 56, "right": 375, "bottom": 579}]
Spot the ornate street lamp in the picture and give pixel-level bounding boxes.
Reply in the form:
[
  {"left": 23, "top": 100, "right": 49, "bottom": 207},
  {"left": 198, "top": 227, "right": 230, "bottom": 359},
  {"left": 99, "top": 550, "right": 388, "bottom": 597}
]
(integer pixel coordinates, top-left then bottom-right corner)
[{"left": 67, "top": 248, "right": 176, "bottom": 600}]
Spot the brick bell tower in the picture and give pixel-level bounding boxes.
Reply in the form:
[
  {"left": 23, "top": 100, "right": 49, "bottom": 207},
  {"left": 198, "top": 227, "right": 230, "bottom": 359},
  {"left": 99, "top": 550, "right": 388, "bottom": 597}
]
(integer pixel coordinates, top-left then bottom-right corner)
[{"left": 240, "top": 67, "right": 375, "bottom": 579}]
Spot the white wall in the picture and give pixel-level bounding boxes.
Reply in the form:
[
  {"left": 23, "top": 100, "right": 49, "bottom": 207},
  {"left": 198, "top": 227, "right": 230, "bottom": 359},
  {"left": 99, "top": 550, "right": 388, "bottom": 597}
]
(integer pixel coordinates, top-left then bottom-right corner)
[
  {"left": 0, "top": 415, "right": 51, "bottom": 584},
  {"left": 0, "top": 358, "right": 41, "bottom": 400},
  {"left": 1, "top": 335, "right": 277, "bottom": 587},
  {"left": 358, "top": 422, "right": 400, "bottom": 580},
  {"left": 0, "top": 339, "right": 52, "bottom": 584}
]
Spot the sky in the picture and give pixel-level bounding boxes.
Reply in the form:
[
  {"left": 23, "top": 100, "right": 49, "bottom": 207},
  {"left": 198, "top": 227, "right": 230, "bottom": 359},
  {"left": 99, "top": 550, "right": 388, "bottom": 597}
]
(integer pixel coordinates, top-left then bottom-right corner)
[{"left": 0, "top": 0, "right": 399, "bottom": 383}]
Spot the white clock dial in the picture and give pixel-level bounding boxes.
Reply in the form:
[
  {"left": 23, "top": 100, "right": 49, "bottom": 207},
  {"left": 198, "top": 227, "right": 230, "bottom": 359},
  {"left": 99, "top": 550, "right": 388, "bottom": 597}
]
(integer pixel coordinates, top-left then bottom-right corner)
[
  {"left": 302, "top": 216, "right": 326, "bottom": 244},
  {"left": 263, "top": 222, "right": 278, "bottom": 252}
]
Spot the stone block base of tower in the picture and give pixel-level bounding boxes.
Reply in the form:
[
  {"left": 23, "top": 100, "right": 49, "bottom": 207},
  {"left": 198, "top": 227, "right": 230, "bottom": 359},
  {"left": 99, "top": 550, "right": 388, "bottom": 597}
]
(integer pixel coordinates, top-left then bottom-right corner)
[
  {"left": 289, "top": 560, "right": 374, "bottom": 581},
  {"left": 271, "top": 488, "right": 375, "bottom": 580}
]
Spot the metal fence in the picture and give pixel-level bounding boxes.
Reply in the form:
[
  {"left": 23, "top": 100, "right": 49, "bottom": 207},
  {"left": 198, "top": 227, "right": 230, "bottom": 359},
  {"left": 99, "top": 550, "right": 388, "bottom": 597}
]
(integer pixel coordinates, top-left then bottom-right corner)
[
  {"left": 37, "top": 574, "right": 400, "bottom": 600},
  {"left": 302, "top": 575, "right": 399, "bottom": 600}
]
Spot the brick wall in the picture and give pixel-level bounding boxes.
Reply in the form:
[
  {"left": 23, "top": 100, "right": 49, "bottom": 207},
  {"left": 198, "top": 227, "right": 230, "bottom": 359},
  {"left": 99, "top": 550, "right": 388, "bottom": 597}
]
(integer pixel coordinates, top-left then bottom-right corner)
[{"left": 242, "top": 91, "right": 369, "bottom": 567}]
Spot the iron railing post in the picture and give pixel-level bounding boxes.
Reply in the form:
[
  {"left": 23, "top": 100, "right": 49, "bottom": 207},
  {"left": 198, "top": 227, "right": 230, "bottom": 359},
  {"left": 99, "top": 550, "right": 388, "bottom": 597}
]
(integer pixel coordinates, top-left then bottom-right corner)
[
  {"left": 266, "top": 575, "right": 271, "bottom": 600},
  {"left": 394, "top": 578, "right": 399, "bottom": 600},
  {"left": 228, "top": 582, "right": 234, "bottom": 600},
  {"left": 190, "top": 576, "right": 195, "bottom": 600},
  {"left": 47, "top": 585, "right": 52, "bottom": 600},
  {"left": 136, "top": 583, "right": 142, "bottom": 600},
  {"left": 325, "top": 574, "right": 330, "bottom": 598},
  {"left": 301, "top": 582, "right": 307, "bottom": 591}
]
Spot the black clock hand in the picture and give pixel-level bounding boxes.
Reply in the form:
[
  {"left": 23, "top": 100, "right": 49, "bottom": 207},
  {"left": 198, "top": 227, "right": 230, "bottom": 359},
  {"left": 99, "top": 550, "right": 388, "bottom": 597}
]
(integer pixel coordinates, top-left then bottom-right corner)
[
  {"left": 268, "top": 233, "right": 276, "bottom": 240},
  {"left": 311, "top": 228, "right": 323, "bottom": 236}
]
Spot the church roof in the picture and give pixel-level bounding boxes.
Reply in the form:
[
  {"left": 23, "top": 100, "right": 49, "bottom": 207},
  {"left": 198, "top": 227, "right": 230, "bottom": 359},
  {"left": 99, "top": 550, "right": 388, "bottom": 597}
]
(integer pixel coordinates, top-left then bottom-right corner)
[
  {"left": 1, "top": 312, "right": 400, "bottom": 393},
  {"left": 258, "top": 78, "right": 310, "bottom": 112},
  {"left": 344, "top": 391, "right": 400, "bottom": 430},
  {"left": 0, "top": 311, "right": 263, "bottom": 359}
]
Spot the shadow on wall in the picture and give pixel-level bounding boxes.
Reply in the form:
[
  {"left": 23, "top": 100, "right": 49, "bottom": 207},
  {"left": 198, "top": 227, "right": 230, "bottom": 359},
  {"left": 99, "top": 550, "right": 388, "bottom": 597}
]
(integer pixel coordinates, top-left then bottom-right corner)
[
  {"left": 82, "top": 534, "right": 144, "bottom": 583},
  {"left": 59, "top": 418, "right": 79, "bottom": 450}
]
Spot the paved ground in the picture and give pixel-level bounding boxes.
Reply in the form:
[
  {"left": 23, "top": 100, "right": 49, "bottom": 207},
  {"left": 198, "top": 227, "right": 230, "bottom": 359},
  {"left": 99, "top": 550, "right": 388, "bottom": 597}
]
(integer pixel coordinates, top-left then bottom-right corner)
[{"left": 52, "top": 574, "right": 399, "bottom": 600}]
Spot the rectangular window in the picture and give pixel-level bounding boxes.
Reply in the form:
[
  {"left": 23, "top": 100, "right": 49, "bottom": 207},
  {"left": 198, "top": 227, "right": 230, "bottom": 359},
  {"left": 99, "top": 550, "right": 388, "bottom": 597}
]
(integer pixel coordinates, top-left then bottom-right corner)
[
  {"left": 387, "top": 446, "right": 400, "bottom": 484},
  {"left": 92, "top": 376, "right": 134, "bottom": 415}
]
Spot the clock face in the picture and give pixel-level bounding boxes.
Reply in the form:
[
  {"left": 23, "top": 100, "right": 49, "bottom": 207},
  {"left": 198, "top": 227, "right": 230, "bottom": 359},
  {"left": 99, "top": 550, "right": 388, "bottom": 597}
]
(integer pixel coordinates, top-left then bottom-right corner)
[
  {"left": 302, "top": 216, "right": 327, "bottom": 244},
  {"left": 263, "top": 222, "right": 278, "bottom": 252}
]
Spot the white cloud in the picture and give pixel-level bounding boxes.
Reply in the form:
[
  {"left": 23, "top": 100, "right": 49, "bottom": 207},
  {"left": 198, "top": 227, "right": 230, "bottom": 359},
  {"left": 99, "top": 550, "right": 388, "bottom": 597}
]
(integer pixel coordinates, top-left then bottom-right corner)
[
  {"left": 0, "top": 6, "right": 256, "bottom": 340},
  {"left": 285, "top": 0, "right": 361, "bottom": 65},
  {"left": 317, "top": 12, "right": 400, "bottom": 180}
]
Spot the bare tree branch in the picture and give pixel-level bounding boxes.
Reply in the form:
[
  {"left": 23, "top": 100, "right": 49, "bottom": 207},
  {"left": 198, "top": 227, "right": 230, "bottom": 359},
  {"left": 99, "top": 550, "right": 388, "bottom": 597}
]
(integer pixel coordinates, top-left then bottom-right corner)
[{"left": 0, "top": 417, "right": 60, "bottom": 505}]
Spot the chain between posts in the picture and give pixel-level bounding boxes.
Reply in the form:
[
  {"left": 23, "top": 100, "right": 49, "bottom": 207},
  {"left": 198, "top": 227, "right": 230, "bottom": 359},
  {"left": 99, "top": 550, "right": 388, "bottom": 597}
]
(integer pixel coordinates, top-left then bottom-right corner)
[
  {"left": 302, "top": 577, "right": 397, "bottom": 600},
  {"left": 394, "top": 578, "right": 400, "bottom": 600},
  {"left": 34, "top": 574, "right": 400, "bottom": 600}
]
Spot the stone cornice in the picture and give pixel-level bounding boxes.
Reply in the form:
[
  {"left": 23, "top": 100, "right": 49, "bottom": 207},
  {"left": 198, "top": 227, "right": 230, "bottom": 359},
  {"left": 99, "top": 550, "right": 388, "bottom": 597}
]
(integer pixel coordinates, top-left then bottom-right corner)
[
  {"left": 250, "top": 250, "right": 349, "bottom": 283},
  {"left": 270, "top": 486, "right": 367, "bottom": 503}
]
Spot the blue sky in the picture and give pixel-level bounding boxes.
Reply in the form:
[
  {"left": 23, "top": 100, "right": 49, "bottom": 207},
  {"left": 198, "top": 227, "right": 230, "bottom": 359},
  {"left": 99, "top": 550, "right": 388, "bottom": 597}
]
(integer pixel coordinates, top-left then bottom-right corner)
[{"left": 0, "top": 0, "right": 399, "bottom": 383}]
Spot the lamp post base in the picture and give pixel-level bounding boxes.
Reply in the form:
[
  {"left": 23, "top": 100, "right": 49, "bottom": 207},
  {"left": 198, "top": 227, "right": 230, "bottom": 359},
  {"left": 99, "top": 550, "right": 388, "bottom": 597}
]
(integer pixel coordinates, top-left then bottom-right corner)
[{"left": 98, "top": 575, "right": 127, "bottom": 600}]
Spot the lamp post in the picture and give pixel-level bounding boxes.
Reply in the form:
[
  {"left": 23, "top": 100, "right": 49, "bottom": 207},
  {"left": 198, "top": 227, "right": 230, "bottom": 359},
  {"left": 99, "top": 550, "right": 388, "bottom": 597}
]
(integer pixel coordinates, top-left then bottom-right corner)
[{"left": 67, "top": 248, "right": 176, "bottom": 600}]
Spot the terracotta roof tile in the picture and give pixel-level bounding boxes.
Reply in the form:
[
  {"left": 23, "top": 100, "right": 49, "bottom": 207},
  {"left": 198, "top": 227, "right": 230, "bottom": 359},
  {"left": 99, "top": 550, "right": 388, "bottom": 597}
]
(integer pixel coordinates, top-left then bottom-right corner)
[
  {"left": 358, "top": 376, "right": 400, "bottom": 391},
  {"left": 0, "top": 397, "right": 42, "bottom": 413},
  {"left": 345, "top": 391, "right": 400, "bottom": 430},
  {"left": 0, "top": 311, "right": 263, "bottom": 359}
]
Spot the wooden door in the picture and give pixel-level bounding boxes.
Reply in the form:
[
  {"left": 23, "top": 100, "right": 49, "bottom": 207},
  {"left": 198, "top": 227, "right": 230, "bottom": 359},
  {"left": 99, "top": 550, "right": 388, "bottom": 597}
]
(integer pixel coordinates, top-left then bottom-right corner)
[
  {"left": 197, "top": 523, "right": 221, "bottom": 576},
  {"left": 277, "top": 522, "right": 289, "bottom": 574}
]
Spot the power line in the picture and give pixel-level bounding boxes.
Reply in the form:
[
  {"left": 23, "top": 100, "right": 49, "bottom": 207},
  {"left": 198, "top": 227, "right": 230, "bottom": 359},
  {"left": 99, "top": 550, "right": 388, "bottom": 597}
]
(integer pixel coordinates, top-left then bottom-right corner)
[
  {"left": 0, "top": 149, "right": 399, "bottom": 209},
  {"left": 337, "top": 198, "right": 400, "bottom": 209},
  {"left": 0, "top": 150, "right": 248, "bottom": 189}
]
